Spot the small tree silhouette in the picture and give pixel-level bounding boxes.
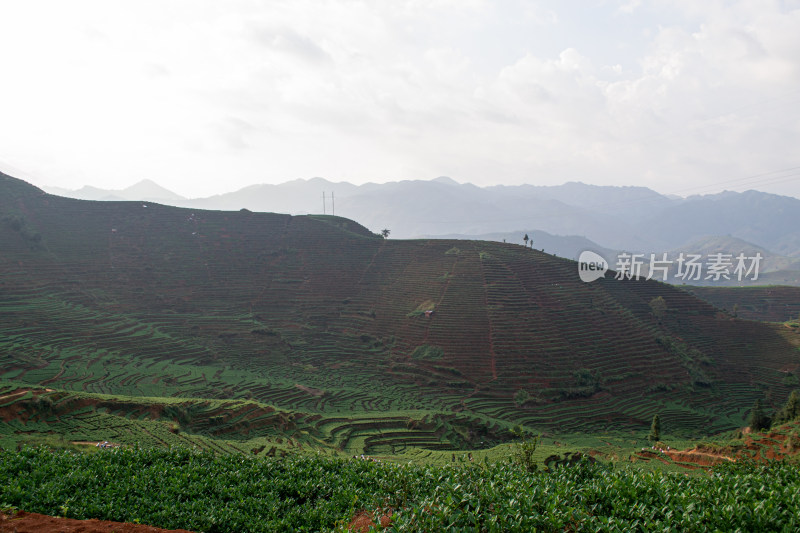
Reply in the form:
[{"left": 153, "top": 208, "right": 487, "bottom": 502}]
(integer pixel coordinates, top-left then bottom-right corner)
[
  {"left": 381, "top": 229, "right": 390, "bottom": 239},
  {"left": 514, "top": 389, "right": 530, "bottom": 407},
  {"left": 773, "top": 390, "right": 800, "bottom": 425},
  {"left": 649, "top": 296, "right": 667, "bottom": 322},
  {"left": 748, "top": 399, "right": 770, "bottom": 432},
  {"left": 648, "top": 414, "right": 661, "bottom": 442},
  {"left": 523, "top": 234, "right": 529, "bottom": 247}
]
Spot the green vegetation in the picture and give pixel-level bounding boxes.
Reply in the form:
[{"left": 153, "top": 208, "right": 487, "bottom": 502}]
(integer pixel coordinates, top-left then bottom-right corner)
[
  {"left": 513, "top": 389, "right": 530, "bottom": 407},
  {"left": 2, "top": 173, "right": 800, "bottom": 460},
  {"left": 655, "top": 335, "right": 713, "bottom": 387},
  {"left": 783, "top": 373, "right": 799, "bottom": 386},
  {"left": 773, "top": 390, "right": 800, "bottom": 426},
  {"left": 406, "top": 299, "right": 437, "bottom": 317},
  {"left": 1, "top": 214, "right": 42, "bottom": 247},
  {"left": 2, "top": 446, "right": 800, "bottom": 532},
  {"left": 648, "top": 414, "right": 661, "bottom": 442},
  {"left": 649, "top": 295, "right": 667, "bottom": 320},
  {"left": 749, "top": 399, "right": 770, "bottom": 432},
  {"left": 4, "top": 157, "right": 800, "bottom": 529},
  {"left": 509, "top": 426, "right": 539, "bottom": 472},
  {"left": 410, "top": 345, "right": 444, "bottom": 361},
  {"left": 686, "top": 285, "right": 800, "bottom": 322}
]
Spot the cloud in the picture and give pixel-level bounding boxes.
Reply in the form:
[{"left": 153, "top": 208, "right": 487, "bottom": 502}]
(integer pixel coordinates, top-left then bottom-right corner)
[
  {"left": 212, "top": 117, "right": 256, "bottom": 150},
  {"left": 617, "top": 0, "right": 642, "bottom": 15},
  {"left": 250, "top": 27, "right": 331, "bottom": 65},
  {"left": 0, "top": 0, "right": 798, "bottom": 198},
  {"left": 521, "top": 3, "right": 559, "bottom": 24}
]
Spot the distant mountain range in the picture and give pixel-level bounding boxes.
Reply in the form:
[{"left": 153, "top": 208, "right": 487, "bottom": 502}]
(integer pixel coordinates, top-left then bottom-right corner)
[
  {"left": 44, "top": 176, "right": 800, "bottom": 285},
  {"left": 46, "top": 179, "right": 185, "bottom": 204}
]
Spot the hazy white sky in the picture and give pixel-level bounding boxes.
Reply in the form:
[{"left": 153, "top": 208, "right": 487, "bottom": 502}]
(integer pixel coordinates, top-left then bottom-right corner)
[{"left": 1, "top": 0, "right": 799, "bottom": 198}]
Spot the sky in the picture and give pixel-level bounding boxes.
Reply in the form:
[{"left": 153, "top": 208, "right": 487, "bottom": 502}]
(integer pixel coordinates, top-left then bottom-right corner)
[{"left": 1, "top": 0, "right": 799, "bottom": 199}]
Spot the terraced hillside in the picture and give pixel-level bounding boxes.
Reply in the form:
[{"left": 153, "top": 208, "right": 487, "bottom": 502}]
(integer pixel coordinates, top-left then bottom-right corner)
[
  {"left": 687, "top": 286, "right": 800, "bottom": 323},
  {"left": 2, "top": 172, "right": 799, "bottom": 453}
]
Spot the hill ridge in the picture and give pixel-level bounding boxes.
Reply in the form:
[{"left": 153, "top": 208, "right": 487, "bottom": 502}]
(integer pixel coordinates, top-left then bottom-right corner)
[{"left": 41, "top": 174, "right": 800, "bottom": 259}]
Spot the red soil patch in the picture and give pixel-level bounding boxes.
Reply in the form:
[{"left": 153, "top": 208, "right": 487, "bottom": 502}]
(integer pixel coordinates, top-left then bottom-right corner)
[
  {"left": 635, "top": 450, "right": 672, "bottom": 465},
  {"left": 0, "top": 510, "right": 196, "bottom": 533},
  {"left": 640, "top": 425, "right": 800, "bottom": 470},
  {"left": 348, "top": 509, "right": 393, "bottom": 532},
  {"left": 664, "top": 449, "right": 734, "bottom": 467},
  {"left": 764, "top": 447, "right": 784, "bottom": 460}
]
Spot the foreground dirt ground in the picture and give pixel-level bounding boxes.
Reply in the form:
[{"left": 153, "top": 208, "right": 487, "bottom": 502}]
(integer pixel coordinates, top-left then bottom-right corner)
[
  {"left": 0, "top": 510, "right": 196, "bottom": 533},
  {"left": 0, "top": 509, "right": 388, "bottom": 532}
]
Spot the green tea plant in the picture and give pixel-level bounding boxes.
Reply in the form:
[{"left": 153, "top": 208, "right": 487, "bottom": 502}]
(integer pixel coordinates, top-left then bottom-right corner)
[{"left": 2, "top": 446, "right": 799, "bottom": 532}]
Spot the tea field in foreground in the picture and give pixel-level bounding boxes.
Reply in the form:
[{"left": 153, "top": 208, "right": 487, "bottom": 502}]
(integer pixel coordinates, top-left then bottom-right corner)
[{"left": 2, "top": 445, "right": 799, "bottom": 532}]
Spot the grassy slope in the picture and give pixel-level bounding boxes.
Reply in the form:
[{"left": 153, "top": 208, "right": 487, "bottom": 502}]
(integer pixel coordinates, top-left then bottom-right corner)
[{"left": 2, "top": 172, "right": 800, "bottom": 455}]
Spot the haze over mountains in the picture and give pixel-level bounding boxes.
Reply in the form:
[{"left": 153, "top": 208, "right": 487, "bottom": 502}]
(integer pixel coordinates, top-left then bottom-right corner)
[{"left": 47, "top": 177, "right": 800, "bottom": 286}]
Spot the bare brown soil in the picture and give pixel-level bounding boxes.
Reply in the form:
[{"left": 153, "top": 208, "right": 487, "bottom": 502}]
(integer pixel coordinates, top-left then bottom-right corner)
[
  {"left": 0, "top": 510, "right": 195, "bottom": 533},
  {"left": 664, "top": 449, "right": 735, "bottom": 467},
  {"left": 0, "top": 507, "right": 400, "bottom": 532},
  {"left": 348, "top": 509, "right": 393, "bottom": 532},
  {"left": 635, "top": 422, "right": 800, "bottom": 469}
]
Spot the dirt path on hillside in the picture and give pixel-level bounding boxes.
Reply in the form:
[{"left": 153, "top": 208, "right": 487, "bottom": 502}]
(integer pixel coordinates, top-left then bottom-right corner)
[
  {"left": 0, "top": 390, "right": 28, "bottom": 403},
  {"left": 0, "top": 510, "right": 196, "bottom": 533},
  {"left": 665, "top": 448, "right": 736, "bottom": 466},
  {"left": 636, "top": 447, "right": 736, "bottom": 468}
]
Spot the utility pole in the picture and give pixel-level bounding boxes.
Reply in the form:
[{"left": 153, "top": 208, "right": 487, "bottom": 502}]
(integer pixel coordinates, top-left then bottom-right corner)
[
  {"left": 332, "top": 191, "right": 335, "bottom": 216},
  {"left": 322, "top": 191, "right": 326, "bottom": 214}
]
